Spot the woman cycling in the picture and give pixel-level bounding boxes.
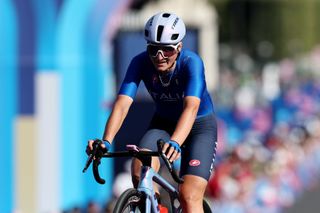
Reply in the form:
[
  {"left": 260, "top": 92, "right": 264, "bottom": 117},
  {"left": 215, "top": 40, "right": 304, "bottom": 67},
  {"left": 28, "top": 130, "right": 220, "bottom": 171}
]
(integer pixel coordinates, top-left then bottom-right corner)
[{"left": 87, "top": 12, "right": 218, "bottom": 212}]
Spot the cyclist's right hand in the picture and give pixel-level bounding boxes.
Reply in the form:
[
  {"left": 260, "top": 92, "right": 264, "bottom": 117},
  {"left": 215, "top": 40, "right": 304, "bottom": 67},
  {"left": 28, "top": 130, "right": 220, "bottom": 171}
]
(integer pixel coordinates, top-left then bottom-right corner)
[{"left": 86, "top": 139, "right": 111, "bottom": 156}]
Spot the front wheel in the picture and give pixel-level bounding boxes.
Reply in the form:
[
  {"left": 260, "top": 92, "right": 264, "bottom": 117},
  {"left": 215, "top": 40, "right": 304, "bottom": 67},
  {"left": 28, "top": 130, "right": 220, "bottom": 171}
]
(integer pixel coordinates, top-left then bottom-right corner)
[
  {"left": 203, "top": 199, "right": 212, "bottom": 213},
  {"left": 113, "top": 188, "right": 145, "bottom": 213}
]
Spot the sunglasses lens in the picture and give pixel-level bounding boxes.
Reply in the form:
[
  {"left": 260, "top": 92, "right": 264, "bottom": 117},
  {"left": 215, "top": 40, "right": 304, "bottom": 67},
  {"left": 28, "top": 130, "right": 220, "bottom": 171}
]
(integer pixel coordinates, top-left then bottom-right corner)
[
  {"left": 161, "top": 46, "right": 176, "bottom": 57},
  {"left": 147, "top": 45, "right": 159, "bottom": 57}
]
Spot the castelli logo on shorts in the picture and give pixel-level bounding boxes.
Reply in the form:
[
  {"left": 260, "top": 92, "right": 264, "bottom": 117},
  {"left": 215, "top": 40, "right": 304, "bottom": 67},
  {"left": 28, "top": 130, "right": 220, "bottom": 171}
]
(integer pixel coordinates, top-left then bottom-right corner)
[{"left": 189, "top": 159, "right": 201, "bottom": 166}]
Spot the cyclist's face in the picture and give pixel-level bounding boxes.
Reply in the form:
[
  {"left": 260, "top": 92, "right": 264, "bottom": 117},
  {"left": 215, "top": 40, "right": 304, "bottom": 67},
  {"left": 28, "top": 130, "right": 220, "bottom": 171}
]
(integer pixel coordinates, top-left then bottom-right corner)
[{"left": 148, "top": 43, "right": 182, "bottom": 72}]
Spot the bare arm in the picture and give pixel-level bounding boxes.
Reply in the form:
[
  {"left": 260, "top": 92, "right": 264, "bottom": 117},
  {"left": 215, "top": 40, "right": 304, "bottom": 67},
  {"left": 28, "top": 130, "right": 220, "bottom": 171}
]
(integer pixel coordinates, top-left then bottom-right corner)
[
  {"left": 163, "top": 96, "right": 200, "bottom": 161},
  {"left": 171, "top": 96, "right": 200, "bottom": 144},
  {"left": 102, "top": 94, "right": 133, "bottom": 144}
]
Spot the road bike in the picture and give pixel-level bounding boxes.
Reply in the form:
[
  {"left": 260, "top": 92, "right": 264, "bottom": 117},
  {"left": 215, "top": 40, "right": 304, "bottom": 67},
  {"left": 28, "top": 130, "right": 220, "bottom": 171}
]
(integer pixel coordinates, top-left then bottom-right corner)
[{"left": 83, "top": 139, "right": 212, "bottom": 213}]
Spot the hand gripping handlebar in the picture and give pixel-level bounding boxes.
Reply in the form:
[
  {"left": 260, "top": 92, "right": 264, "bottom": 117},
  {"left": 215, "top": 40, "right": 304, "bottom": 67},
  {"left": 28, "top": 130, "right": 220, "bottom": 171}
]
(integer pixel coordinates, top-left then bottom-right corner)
[{"left": 83, "top": 139, "right": 184, "bottom": 184}]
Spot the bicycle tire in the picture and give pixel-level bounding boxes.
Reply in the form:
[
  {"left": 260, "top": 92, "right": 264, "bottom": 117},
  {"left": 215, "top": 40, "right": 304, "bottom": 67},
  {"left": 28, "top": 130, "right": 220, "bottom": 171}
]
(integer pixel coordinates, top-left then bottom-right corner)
[
  {"left": 113, "top": 188, "right": 145, "bottom": 213},
  {"left": 203, "top": 199, "right": 212, "bottom": 213}
]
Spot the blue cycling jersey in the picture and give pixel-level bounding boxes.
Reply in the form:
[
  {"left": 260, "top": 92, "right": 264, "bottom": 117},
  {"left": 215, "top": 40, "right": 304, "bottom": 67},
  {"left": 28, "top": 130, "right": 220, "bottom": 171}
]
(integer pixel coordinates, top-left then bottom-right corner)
[{"left": 119, "top": 49, "right": 215, "bottom": 121}]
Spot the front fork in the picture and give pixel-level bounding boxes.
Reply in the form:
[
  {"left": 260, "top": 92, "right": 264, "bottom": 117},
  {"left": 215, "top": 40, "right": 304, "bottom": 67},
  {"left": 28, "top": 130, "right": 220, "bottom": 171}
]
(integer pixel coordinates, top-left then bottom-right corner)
[{"left": 137, "top": 166, "right": 159, "bottom": 213}]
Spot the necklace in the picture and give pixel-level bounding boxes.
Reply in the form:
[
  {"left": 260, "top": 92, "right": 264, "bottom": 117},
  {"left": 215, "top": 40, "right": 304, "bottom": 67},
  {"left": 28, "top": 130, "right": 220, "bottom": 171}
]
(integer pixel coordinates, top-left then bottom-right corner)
[{"left": 158, "top": 72, "right": 174, "bottom": 87}]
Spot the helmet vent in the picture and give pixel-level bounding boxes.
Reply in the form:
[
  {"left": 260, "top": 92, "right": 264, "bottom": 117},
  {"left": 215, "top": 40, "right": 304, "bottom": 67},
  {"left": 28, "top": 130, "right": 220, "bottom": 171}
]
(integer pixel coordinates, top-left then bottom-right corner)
[
  {"left": 157, "top": 25, "right": 164, "bottom": 42},
  {"left": 162, "top": 13, "right": 171, "bottom": 18},
  {"left": 144, "top": 30, "right": 149, "bottom": 37},
  {"left": 171, "top": 34, "right": 179, "bottom": 40}
]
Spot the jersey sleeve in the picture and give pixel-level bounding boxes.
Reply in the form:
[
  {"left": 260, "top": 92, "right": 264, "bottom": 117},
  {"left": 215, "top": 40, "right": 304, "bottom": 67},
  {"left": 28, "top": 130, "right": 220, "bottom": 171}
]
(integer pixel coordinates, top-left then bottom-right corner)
[
  {"left": 118, "top": 56, "right": 142, "bottom": 99},
  {"left": 183, "top": 54, "right": 206, "bottom": 98}
]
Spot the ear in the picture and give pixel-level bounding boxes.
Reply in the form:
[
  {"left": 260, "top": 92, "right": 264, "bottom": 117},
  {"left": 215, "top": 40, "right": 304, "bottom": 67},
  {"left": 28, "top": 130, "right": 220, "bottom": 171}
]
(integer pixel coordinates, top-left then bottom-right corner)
[{"left": 177, "top": 42, "right": 183, "bottom": 52}]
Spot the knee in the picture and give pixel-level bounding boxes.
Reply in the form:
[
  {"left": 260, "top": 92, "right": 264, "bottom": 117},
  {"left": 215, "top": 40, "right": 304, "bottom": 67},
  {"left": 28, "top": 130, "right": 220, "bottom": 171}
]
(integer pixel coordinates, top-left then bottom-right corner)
[
  {"left": 179, "top": 176, "right": 207, "bottom": 208},
  {"left": 179, "top": 185, "right": 203, "bottom": 205}
]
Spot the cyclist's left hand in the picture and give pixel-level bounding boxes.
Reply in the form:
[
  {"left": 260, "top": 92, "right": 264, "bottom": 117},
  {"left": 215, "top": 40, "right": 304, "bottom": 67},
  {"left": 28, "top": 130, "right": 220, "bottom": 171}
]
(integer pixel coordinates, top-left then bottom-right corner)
[{"left": 162, "top": 140, "right": 181, "bottom": 162}]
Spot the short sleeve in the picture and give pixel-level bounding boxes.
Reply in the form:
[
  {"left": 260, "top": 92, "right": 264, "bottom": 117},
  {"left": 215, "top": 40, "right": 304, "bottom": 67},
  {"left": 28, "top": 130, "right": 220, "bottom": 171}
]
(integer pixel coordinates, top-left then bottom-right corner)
[
  {"left": 118, "top": 56, "right": 142, "bottom": 99},
  {"left": 183, "top": 55, "right": 205, "bottom": 98}
]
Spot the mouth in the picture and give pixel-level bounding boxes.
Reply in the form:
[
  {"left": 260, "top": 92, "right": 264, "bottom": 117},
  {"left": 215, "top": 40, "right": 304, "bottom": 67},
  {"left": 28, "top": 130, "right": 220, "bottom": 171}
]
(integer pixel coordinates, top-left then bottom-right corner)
[
  {"left": 155, "top": 59, "right": 167, "bottom": 64},
  {"left": 151, "top": 57, "right": 169, "bottom": 70},
  {"left": 155, "top": 60, "right": 167, "bottom": 66}
]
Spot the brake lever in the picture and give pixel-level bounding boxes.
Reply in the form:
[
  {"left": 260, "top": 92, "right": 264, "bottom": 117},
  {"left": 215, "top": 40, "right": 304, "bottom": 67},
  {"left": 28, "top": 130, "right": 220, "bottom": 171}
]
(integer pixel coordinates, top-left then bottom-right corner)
[
  {"left": 82, "top": 140, "right": 100, "bottom": 173},
  {"left": 82, "top": 153, "right": 94, "bottom": 173},
  {"left": 157, "top": 139, "right": 184, "bottom": 184}
]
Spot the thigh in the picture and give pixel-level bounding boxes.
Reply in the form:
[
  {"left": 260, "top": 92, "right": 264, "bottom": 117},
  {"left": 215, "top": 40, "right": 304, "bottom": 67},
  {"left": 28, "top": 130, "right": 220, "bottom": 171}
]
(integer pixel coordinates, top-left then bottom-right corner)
[
  {"left": 139, "top": 128, "right": 171, "bottom": 151},
  {"left": 180, "top": 114, "right": 218, "bottom": 181},
  {"left": 132, "top": 128, "right": 171, "bottom": 187}
]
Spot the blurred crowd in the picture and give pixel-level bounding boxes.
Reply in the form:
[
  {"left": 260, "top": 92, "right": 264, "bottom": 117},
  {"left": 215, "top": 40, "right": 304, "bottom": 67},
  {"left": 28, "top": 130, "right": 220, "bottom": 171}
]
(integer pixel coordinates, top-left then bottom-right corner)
[
  {"left": 63, "top": 45, "right": 320, "bottom": 213},
  {"left": 206, "top": 44, "right": 320, "bottom": 213}
]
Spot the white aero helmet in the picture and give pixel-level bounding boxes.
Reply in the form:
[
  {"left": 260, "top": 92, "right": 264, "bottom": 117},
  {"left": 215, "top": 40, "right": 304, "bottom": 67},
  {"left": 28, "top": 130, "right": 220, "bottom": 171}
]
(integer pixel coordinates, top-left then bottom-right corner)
[{"left": 144, "top": 12, "right": 186, "bottom": 45}]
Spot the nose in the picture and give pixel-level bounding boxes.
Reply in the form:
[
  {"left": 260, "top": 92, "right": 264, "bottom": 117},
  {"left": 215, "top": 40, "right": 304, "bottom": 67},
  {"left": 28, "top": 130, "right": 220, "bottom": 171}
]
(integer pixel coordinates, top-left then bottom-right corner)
[{"left": 155, "top": 50, "right": 165, "bottom": 59}]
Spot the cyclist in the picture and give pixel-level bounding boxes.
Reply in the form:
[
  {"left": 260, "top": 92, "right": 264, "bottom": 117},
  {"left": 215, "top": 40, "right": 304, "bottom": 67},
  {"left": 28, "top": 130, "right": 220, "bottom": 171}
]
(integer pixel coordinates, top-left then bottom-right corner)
[{"left": 87, "top": 12, "right": 217, "bottom": 213}]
